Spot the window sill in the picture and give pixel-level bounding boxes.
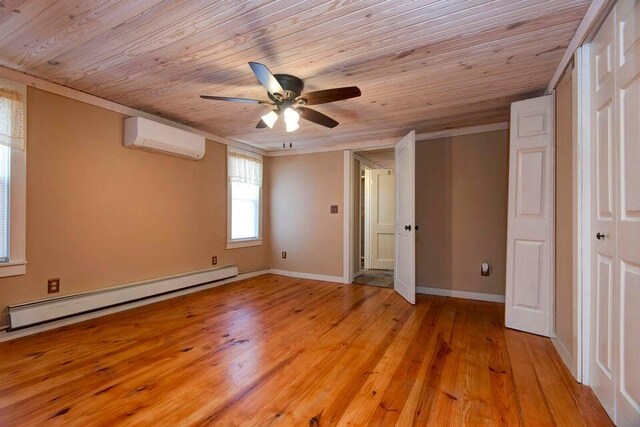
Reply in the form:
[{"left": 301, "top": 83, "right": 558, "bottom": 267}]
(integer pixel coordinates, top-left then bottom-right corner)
[
  {"left": 0, "top": 261, "right": 26, "bottom": 277},
  {"left": 226, "top": 239, "right": 262, "bottom": 249}
]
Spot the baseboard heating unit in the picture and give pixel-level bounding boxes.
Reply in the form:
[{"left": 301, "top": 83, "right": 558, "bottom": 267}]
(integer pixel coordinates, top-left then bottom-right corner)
[{"left": 8, "top": 265, "right": 238, "bottom": 330}]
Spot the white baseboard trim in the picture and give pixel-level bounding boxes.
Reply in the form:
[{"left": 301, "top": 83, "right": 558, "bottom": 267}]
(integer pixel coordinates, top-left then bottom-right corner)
[
  {"left": 269, "top": 269, "right": 345, "bottom": 283},
  {"left": 416, "top": 286, "right": 505, "bottom": 303},
  {"left": 0, "top": 268, "right": 270, "bottom": 342},
  {"left": 551, "top": 335, "right": 577, "bottom": 378}
]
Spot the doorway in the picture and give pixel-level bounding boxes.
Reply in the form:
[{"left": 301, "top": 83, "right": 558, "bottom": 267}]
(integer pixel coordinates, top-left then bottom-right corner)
[
  {"left": 343, "top": 130, "right": 416, "bottom": 303},
  {"left": 353, "top": 148, "right": 395, "bottom": 289}
]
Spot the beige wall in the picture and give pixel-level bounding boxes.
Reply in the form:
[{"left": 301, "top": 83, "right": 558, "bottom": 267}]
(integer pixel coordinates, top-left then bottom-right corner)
[
  {"left": 0, "top": 85, "right": 515, "bottom": 329},
  {"left": 269, "top": 152, "right": 343, "bottom": 277},
  {"left": 0, "top": 88, "right": 270, "bottom": 326},
  {"left": 416, "top": 130, "right": 509, "bottom": 296},
  {"left": 555, "top": 68, "right": 574, "bottom": 354}
]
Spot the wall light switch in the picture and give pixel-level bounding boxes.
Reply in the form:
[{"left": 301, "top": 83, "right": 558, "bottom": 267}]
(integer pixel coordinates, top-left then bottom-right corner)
[{"left": 330, "top": 205, "right": 339, "bottom": 214}]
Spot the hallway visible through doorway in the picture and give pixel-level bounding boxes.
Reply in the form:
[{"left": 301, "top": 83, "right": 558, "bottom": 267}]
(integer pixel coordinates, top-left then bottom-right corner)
[
  {"left": 353, "top": 148, "right": 396, "bottom": 291},
  {"left": 353, "top": 269, "right": 393, "bottom": 288}
]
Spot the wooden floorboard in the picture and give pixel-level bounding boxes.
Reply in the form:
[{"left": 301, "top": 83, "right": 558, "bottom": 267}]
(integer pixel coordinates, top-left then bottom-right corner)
[{"left": 0, "top": 274, "right": 612, "bottom": 426}]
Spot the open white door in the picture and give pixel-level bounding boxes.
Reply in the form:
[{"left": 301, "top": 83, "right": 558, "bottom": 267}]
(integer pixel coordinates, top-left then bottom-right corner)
[
  {"left": 394, "top": 131, "right": 416, "bottom": 304},
  {"left": 505, "top": 95, "right": 554, "bottom": 337},
  {"left": 370, "top": 169, "right": 395, "bottom": 270}
]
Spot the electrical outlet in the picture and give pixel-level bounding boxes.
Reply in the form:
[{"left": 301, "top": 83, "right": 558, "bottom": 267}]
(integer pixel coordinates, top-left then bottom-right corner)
[
  {"left": 481, "top": 262, "right": 490, "bottom": 277},
  {"left": 282, "top": 251, "right": 287, "bottom": 259},
  {"left": 48, "top": 278, "right": 60, "bottom": 294},
  {"left": 212, "top": 256, "right": 217, "bottom": 265}
]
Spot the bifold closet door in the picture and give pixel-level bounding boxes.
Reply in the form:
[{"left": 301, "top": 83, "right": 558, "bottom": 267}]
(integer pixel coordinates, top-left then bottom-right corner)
[
  {"left": 589, "top": 9, "right": 617, "bottom": 419},
  {"left": 505, "top": 95, "right": 554, "bottom": 337},
  {"left": 613, "top": 1, "right": 640, "bottom": 425},
  {"left": 589, "top": 1, "right": 640, "bottom": 425}
]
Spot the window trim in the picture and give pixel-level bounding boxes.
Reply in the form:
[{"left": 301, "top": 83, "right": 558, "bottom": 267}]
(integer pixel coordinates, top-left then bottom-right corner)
[
  {"left": 0, "top": 77, "right": 26, "bottom": 277},
  {"left": 226, "top": 148, "right": 263, "bottom": 249}
]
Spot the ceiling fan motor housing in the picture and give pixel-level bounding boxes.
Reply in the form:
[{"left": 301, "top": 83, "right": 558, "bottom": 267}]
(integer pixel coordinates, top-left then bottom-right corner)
[{"left": 274, "top": 74, "right": 304, "bottom": 98}]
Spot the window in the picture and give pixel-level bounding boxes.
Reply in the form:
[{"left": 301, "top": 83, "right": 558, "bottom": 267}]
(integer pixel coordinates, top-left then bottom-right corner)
[
  {"left": 0, "top": 78, "right": 26, "bottom": 277},
  {"left": 227, "top": 148, "right": 262, "bottom": 248},
  {"left": 0, "top": 144, "right": 9, "bottom": 262}
]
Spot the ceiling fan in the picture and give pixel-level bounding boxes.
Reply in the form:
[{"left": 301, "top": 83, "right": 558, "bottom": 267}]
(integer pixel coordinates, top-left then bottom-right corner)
[{"left": 200, "top": 62, "right": 361, "bottom": 132}]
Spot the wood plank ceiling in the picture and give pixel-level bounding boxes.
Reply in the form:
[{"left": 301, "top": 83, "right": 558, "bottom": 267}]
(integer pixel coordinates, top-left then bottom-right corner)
[{"left": 0, "top": 0, "right": 590, "bottom": 152}]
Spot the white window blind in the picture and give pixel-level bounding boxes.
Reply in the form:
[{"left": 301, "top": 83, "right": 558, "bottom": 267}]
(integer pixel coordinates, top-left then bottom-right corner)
[
  {"left": 228, "top": 149, "right": 262, "bottom": 241},
  {"left": 0, "top": 87, "right": 23, "bottom": 262},
  {"left": 0, "top": 144, "right": 8, "bottom": 261},
  {"left": 228, "top": 149, "right": 262, "bottom": 186},
  {"left": 0, "top": 88, "right": 25, "bottom": 150}
]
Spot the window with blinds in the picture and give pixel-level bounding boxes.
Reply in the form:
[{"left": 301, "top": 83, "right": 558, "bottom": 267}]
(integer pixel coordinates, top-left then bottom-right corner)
[
  {"left": 228, "top": 148, "right": 263, "bottom": 242},
  {"left": 0, "top": 85, "right": 26, "bottom": 262},
  {"left": 0, "top": 144, "right": 8, "bottom": 261}
]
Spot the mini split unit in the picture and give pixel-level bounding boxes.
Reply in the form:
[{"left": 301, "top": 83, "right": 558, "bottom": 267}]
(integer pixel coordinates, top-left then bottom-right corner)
[{"left": 124, "top": 116, "right": 206, "bottom": 160}]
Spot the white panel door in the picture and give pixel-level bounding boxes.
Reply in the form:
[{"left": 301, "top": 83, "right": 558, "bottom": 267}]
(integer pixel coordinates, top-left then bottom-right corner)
[
  {"left": 590, "top": 10, "right": 617, "bottom": 419},
  {"left": 505, "top": 95, "right": 554, "bottom": 336},
  {"left": 614, "top": 1, "right": 640, "bottom": 424},
  {"left": 588, "top": 2, "right": 640, "bottom": 424},
  {"left": 394, "top": 131, "right": 416, "bottom": 304},
  {"left": 370, "top": 169, "right": 395, "bottom": 270}
]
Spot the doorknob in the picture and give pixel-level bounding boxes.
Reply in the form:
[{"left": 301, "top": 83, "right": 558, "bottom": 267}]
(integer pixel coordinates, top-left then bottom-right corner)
[
  {"left": 415, "top": 225, "right": 420, "bottom": 231},
  {"left": 404, "top": 225, "right": 412, "bottom": 231},
  {"left": 596, "top": 232, "right": 606, "bottom": 240}
]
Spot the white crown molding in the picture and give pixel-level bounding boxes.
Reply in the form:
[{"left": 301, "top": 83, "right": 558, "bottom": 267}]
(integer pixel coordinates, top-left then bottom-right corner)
[
  {"left": 0, "top": 65, "right": 266, "bottom": 156},
  {"left": 546, "top": 0, "right": 616, "bottom": 94},
  {"left": 267, "top": 122, "right": 510, "bottom": 157},
  {"left": 414, "top": 122, "right": 509, "bottom": 141},
  {"left": 267, "top": 137, "right": 400, "bottom": 157}
]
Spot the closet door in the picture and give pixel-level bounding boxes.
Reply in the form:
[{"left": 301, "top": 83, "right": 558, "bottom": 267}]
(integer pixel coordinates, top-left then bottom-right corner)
[
  {"left": 505, "top": 95, "right": 554, "bottom": 336},
  {"left": 589, "top": 1, "right": 640, "bottom": 424},
  {"left": 589, "top": 10, "right": 617, "bottom": 419},
  {"left": 614, "top": 0, "right": 640, "bottom": 424}
]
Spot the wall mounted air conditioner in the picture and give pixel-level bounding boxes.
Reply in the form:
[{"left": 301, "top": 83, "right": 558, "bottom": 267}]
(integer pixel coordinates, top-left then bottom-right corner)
[{"left": 124, "top": 116, "right": 205, "bottom": 160}]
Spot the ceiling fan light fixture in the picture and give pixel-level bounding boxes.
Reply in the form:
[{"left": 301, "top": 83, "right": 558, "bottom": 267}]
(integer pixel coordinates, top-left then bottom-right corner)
[
  {"left": 200, "top": 62, "right": 361, "bottom": 131},
  {"left": 286, "top": 121, "right": 300, "bottom": 132},
  {"left": 284, "top": 107, "right": 300, "bottom": 132},
  {"left": 261, "top": 110, "right": 279, "bottom": 128}
]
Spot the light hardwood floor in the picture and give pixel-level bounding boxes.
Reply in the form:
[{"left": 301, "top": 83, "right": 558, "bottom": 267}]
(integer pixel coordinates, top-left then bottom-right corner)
[{"left": 0, "top": 274, "right": 611, "bottom": 426}]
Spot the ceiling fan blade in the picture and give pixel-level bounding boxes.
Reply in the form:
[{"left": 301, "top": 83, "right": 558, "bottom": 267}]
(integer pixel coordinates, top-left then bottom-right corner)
[
  {"left": 301, "top": 86, "right": 361, "bottom": 105},
  {"left": 200, "top": 95, "right": 266, "bottom": 104},
  {"left": 248, "top": 62, "right": 284, "bottom": 96},
  {"left": 256, "top": 119, "right": 268, "bottom": 128},
  {"left": 298, "top": 107, "right": 339, "bottom": 128}
]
